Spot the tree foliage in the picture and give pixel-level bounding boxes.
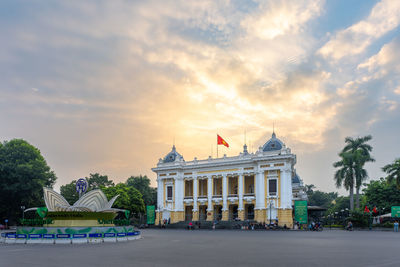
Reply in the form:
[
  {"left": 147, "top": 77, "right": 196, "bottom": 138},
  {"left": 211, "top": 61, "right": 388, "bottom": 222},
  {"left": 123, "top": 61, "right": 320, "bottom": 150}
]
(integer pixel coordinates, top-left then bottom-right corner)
[
  {"left": 102, "top": 183, "right": 145, "bottom": 216},
  {"left": 341, "top": 135, "right": 374, "bottom": 209},
  {"left": 60, "top": 180, "right": 79, "bottom": 204},
  {"left": 126, "top": 175, "right": 157, "bottom": 206},
  {"left": 382, "top": 159, "right": 400, "bottom": 189},
  {"left": 87, "top": 173, "right": 114, "bottom": 189},
  {"left": 333, "top": 135, "right": 374, "bottom": 210},
  {"left": 305, "top": 185, "right": 338, "bottom": 208},
  {"left": 363, "top": 177, "right": 400, "bottom": 212},
  {"left": 0, "top": 139, "right": 57, "bottom": 223},
  {"left": 60, "top": 173, "right": 114, "bottom": 204},
  {"left": 333, "top": 151, "right": 355, "bottom": 210},
  {"left": 326, "top": 196, "right": 350, "bottom": 215}
]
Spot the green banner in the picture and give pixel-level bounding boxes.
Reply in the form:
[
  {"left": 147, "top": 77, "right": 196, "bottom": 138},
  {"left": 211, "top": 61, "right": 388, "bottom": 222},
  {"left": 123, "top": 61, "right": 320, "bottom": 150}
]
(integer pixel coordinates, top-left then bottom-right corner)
[
  {"left": 295, "top": 200, "right": 308, "bottom": 224},
  {"left": 391, "top": 206, "right": 400, "bottom": 217},
  {"left": 146, "top": 205, "right": 155, "bottom": 225}
]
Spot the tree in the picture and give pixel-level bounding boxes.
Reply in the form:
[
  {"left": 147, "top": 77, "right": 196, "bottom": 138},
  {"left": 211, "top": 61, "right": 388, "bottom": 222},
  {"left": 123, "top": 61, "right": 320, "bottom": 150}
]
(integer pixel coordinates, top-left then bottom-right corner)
[
  {"left": 87, "top": 173, "right": 114, "bottom": 189},
  {"left": 306, "top": 188, "right": 338, "bottom": 208},
  {"left": 382, "top": 159, "right": 400, "bottom": 189},
  {"left": 0, "top": 139, "right": 57, "bottom": 223},
  {"left": 60, "top": 180, "right": 79, "bottom": 204},
  {"left": 126, "top": 175, "right": 157, "bottom": 206},
  {"left": 102, "top": 183, "right": 145, "bottom": 216},
  {"left": 333, "top": 151, "right": 355, "bottom": 210},
  {"left": 305, "top": 184, "right": 316, "bottom": 195},
  {"left": 326, "top": 196, "right": 350, "bottom": 215},
  {"left": 60, "top": 173, "right": 114, "bottom": 204},
  {"left": 363, "top": 177, "right": 400, "bottom": 213},
  {"left": 341, "top": 135, "right": 374, "bottom": 209}
]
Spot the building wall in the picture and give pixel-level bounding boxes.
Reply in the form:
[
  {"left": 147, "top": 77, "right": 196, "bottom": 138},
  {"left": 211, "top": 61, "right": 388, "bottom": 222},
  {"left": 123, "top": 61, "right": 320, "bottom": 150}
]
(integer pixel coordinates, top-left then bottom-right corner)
[{"left": 153, "top": 151, "right": 295, "bottom": 228}]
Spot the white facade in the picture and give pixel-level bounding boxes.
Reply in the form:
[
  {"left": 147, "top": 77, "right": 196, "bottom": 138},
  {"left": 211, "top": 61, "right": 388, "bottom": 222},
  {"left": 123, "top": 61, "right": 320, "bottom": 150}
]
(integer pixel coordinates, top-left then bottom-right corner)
[{"left": 152, "top": 133, "right": 306, "bottom": 227}]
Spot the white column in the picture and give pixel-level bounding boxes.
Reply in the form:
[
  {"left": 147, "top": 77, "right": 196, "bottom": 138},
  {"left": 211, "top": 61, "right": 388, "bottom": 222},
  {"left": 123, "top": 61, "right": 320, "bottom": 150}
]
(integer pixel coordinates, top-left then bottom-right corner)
[
  {"left": 281, "top": 168, "right": 292, "bottom": 209},
  {"left": 255, "top": 171, "right": 265, "bottom": 209},
  {"left": 157, "top": 178, "right": 164, "bottom": 210},
  {"left": 207, "top": 175, "right": 213, "bottom": 211},
  {"left": 193, "top": 177, "right": 198, "bottom": 211},
  {"left": 222, "top": 174, "right": 227, "bottom": 211},
  {"left": 238, "top": 173, "right": 244, "bottom": 210},
  {"left": 175, "top": 176, "right": 184, "bottom": 211}
]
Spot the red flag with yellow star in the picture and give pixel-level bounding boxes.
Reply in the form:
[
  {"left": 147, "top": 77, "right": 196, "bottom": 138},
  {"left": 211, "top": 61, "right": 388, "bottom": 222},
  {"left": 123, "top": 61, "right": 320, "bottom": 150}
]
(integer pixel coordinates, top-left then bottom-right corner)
[{"left": 217, "top": 134, "right": 229, "bottom": 148}]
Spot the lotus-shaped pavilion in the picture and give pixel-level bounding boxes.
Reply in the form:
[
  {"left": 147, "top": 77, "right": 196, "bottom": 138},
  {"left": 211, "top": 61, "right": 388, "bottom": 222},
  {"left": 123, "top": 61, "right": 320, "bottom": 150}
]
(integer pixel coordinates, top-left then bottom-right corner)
[{"left": 25, "top": 188, "right": 124, "bottom": 213}]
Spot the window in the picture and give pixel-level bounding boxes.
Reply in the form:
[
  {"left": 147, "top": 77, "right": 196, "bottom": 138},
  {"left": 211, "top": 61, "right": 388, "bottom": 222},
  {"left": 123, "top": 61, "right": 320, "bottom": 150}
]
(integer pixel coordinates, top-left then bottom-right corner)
[
  {"left": 167, "top": 186, "right": 173, "bottom": 200},
  {"left": 269, "top": 179, "right": 277, "bottom": 196}
]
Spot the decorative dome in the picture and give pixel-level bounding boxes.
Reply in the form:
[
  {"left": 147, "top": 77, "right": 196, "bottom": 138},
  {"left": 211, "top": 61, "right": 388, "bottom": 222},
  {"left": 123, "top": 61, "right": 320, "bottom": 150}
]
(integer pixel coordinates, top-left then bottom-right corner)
[
  {"left": 163, "top": 145, "right": 184, "bottom": 163},
  {"left": 292, "top": 173, "right": 300, "bottom": 184},
  {"left": 262, "top": 132, "right": 284, "bottom": 152}
]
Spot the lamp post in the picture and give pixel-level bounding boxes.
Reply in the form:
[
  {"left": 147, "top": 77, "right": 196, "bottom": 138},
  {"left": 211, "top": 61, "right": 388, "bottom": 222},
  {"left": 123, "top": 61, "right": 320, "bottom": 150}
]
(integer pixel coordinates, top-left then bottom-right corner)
[
  {"left": 158, "top": 205, "right": 161, "bottom": 228},
  {"left": 21, "top": 206, "right": 25, "bottom": 221},
  {"left": 269, "top": 201, "right": 273, "bottom": 225},
  {"left": 341, "top": 209, "right": 345, "bottom": 226}
]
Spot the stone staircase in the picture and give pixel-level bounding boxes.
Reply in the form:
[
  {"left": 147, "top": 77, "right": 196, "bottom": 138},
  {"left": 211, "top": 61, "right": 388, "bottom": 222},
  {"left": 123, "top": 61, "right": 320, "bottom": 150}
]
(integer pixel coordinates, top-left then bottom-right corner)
[{"left": 156, "top": 220, "right": 259, "bottom": 230}]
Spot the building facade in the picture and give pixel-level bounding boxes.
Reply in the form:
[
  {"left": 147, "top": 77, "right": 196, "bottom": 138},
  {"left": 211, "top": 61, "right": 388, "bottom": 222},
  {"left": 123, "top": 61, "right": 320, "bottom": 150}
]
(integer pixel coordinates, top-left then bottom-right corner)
[{"left": 152, "top": 132, "right": 306, "bottom": 228}]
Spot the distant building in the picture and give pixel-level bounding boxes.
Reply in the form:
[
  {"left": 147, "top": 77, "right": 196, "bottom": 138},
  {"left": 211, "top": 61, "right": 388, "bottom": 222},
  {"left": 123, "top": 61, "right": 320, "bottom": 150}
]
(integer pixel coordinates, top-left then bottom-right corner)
[{"left": 152, "top": 132, "right": 306, "bottom": 227}]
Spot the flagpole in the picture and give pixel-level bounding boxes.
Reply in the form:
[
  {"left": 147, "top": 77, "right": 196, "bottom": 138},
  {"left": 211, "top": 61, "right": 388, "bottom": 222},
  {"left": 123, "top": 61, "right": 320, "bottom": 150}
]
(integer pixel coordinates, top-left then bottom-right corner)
[{"left": 216, "top": 134, "right": 218, "bottom": 158}]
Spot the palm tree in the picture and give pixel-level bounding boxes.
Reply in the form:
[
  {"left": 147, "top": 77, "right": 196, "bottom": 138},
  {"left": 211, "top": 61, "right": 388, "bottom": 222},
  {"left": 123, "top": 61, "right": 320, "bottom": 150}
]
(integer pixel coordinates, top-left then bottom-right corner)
[
  {"left": 342, "top": 135, "right": 374, "bottom": 209},
  {"left": 333, "top": 152, "right": 355, "bottom": 210},
  {"left": 383, "top": 159, "right": 400, "bottom": 188}
]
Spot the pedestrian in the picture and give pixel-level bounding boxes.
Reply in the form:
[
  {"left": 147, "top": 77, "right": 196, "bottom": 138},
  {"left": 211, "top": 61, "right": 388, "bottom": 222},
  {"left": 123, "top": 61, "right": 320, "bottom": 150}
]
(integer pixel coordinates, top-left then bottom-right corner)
[
  {"left": 394, "top": 220, "right": 399, "bottom": 232},
  {"left": 188, "top": 221, "right": 193, "bottom": 230}
]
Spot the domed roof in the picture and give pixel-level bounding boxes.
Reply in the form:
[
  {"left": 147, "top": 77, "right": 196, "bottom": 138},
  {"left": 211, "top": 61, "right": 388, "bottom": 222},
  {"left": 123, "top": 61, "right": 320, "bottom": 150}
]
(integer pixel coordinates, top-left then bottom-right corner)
[
  {"left": 292, "top": 173, "right": 300, "bottom": 184},
  {"left": 262, "top": 132, "right": 284, "bottom": 152},
  {"left": 163, "top": 145, "right": 184, "bottom": 163}
]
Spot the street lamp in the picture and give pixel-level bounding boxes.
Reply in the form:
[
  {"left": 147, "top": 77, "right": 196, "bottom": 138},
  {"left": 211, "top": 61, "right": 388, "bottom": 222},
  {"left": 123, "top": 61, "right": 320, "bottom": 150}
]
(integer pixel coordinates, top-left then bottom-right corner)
[
  {"left": 158, "top": 205, "right": 161, "bottom": 228},
  {"left": 269, "top": 201, "right": 273, "bottom": 225},
  {"left": 21, "top": 206, "right": 25, "bottom": 221}
]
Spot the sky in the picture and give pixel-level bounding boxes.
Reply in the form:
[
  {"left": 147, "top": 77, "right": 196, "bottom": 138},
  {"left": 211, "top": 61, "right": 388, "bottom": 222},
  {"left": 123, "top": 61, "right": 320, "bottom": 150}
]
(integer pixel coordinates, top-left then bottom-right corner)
[{"left": 1, "top": 0, "right": 400, "bottom": 194}]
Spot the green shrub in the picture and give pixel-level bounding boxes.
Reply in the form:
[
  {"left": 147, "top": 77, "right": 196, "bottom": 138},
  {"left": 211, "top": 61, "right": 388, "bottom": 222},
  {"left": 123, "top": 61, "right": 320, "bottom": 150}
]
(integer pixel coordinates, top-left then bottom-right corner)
[{"left": 347, "top": 210, "right": 369, "bottom": 227}]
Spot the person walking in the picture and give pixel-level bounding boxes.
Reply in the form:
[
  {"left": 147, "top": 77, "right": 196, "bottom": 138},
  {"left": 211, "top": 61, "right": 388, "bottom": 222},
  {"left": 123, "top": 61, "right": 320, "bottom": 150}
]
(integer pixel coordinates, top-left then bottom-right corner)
[{"left": 394, "top": 220, "right": 399, "bottom": 232}]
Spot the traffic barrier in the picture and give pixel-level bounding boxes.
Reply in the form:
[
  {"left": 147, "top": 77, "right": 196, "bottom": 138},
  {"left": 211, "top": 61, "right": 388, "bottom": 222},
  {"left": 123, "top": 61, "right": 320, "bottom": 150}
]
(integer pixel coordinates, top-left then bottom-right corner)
[
  {"left": 103, "top": 233, "right": 117, "bottom": 243},
  {"left": 55, "top": 234, "right": 71, "bottom": 244},
  {"left": 117, "top": 232, "right": 128, "bottom": 242},
  {"left": 27, "top": 234, "right": 43, "bottom": 244},
  {"left": 16, "top": 234, "right": 27, "bottom": 244},
  {"left": 72, "top": 234, "right": 88, "bottom": 244},
  {"left": 42, "top": 234, "right": 55, "bottom": 244}
]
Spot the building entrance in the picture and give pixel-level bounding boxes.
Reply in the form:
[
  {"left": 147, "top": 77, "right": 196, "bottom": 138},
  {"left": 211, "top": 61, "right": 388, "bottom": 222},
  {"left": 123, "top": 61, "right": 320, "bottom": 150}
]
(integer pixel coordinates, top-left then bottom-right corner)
[
  {"left": 199, "top": 205, "right": 207, "bottom": 221},
  {"left": 185, "top": 206, "right": 193, "bottom": 221},
  {"left": 229, "top": 205, "right": 238, "bottom": 221},
  {"left": 245, "top": 204, "right": 254, "bottom": 220},
  {"left": 214, "top": 205, "right": 222, "bottom": 221}
]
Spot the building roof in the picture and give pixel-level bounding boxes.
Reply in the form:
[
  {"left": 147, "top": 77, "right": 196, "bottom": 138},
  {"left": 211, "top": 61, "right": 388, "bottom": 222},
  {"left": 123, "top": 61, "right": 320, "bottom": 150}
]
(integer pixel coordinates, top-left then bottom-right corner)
[
  {"left": 163, "top": 145, "right": 184, "bottom": 163},
  {"left": 262, "top": 132, "right": 284, "bottom": 152},
  {"left": 292, "top": 173, "right": 301, "bottom": 184}
]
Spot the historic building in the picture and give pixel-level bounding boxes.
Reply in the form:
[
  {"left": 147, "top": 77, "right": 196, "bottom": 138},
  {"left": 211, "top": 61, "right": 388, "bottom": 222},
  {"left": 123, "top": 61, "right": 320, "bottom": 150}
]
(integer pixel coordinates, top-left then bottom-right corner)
[{"left": 152, "top": 132, "right": 306, "bottom": 227}]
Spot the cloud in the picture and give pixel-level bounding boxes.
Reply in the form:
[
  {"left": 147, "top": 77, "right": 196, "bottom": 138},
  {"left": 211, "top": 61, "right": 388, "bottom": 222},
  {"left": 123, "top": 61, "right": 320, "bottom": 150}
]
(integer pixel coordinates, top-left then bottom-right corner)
[
  {"left": 241, "top": 0, "right": 323, "bottom": 40},
  {"left": 1, "top": 0, "right": 400, "bottom": 195},
  {"left": 318, "top": 0, "right": 400, "bottom": 60}
]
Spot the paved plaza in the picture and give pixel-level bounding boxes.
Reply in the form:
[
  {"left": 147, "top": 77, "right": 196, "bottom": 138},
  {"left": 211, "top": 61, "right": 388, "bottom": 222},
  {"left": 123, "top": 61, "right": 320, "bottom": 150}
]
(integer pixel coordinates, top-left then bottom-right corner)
[{"left": 1, "top": 229, "right": 400, "bottom": 267}]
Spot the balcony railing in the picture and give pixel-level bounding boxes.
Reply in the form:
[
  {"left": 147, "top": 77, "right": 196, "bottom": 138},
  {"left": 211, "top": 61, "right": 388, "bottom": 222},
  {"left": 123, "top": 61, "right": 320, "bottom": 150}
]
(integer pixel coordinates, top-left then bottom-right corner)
[
  {"left": 244, "top": 193, "right": 255, "bottom": 197},
  {"left": 212, "top": 194, "right": 222, "bottom": 198},
  {"left": 228, "top": 194, "right": 238, "bottom": 198},
  {"left": 184, "top": 196, "right": 193, "bottom": 199}
]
